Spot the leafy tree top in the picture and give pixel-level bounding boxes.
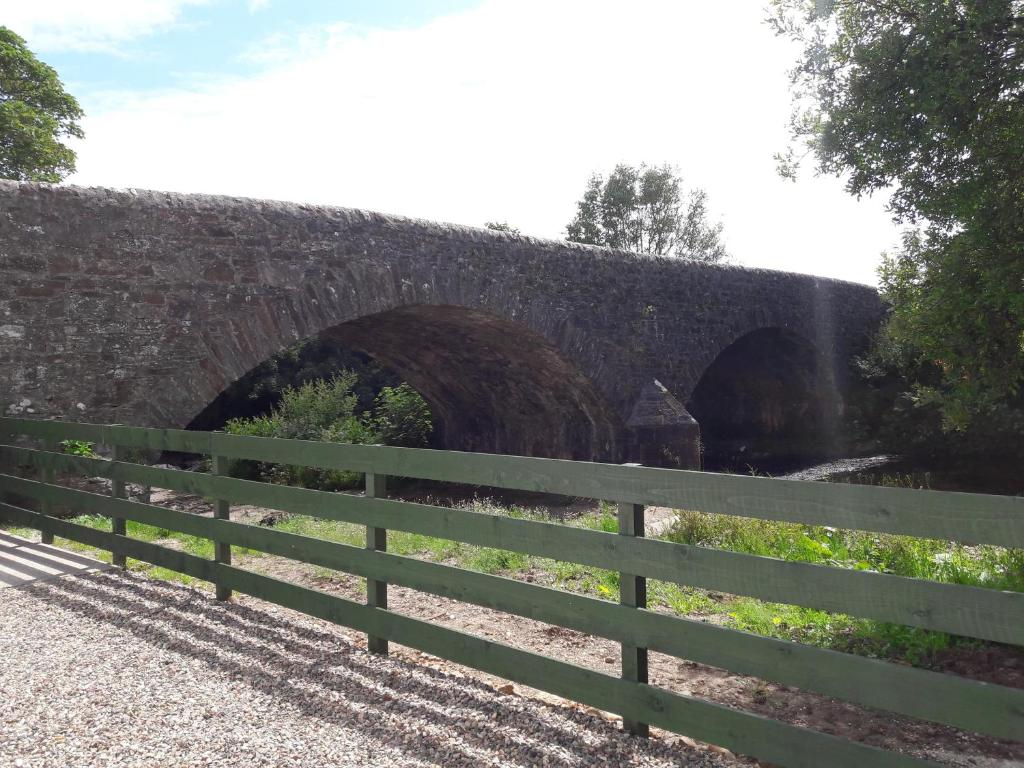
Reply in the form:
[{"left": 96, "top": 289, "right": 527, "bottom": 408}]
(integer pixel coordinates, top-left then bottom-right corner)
[
  {"left": 484, "top": 221, "right": 521, "bottom": 235},
  {"left": 0, "top": 26, "right": 84, "bottom": 182},
  {"left": 565, "top": 163, "right": 728, "bottom": 263},
  {"left": 770, "top": 1, "right": 1023, "bottom": 231}
]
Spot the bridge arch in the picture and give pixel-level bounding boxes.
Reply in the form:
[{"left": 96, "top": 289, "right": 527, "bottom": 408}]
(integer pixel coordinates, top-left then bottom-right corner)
[
  {"left": 189, "top": 304, "right": 623, "bottom": 460},
  {"left": 686, "top": 326, "right": 841, "bottom": 468}
]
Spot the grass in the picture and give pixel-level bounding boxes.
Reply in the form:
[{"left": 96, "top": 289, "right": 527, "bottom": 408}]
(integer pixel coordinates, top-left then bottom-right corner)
[
  {"left": 272, "top": 493, "right": 1022, "bottom": 665},
  {"left": 5, "top": 485, "right": 1020, "bottom": 667},
  {"left": 667, "top": 508, "right": 1024, "bottom": 589},
  {"left": 662, "top": 508, "right": 1023, "bottom": 662},
  {"left": 272, "top": 497, "right": 544, "bottom": 575}
]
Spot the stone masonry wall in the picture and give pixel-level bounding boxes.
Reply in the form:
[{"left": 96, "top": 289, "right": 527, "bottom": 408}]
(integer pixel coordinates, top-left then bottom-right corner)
[{"left": 0, "top": 181, "right": 885, "bottom": 461}]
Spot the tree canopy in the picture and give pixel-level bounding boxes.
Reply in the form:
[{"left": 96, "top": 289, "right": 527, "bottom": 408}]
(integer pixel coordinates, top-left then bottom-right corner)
[
  {"left": 0, "top": 26, "right": 84, "bottom": 182},
  {"left": 484, "top": 221, "right": 521, "bottom": 235},
  {"left": 565, "top": 163, "right": 728, "bottom": 263},
  {"left": 771, "top": 1, "right": 1024, "bottom": 427}
]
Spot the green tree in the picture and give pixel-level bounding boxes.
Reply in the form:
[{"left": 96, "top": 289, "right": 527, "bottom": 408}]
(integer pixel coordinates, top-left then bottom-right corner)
[
  {"left": 224, "top": 375, "right": 376, "bottom": 490},
  {"left": 771, "top": 1, "right": 1024, "bottom": 427},
  {"left": 0, "top": 27, "right": 84, "bottom": 182},
  {"left": 222, "top": 373, "right": 434, "bottom": 489},
  {"left": 565, "top": 163, "right": 728, "bottom": 263},
  {"left": 368, "top": 383, "right": 433, "bottom": 448},
  {"left": 484, "top": 221, "right": 521, "bottom": 235},
  {"left": 190, "top": 336, "right": 402, "bottom": 430}
]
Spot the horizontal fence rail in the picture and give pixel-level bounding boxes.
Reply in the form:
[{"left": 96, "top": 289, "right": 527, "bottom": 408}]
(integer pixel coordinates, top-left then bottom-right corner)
[
  {"left": 1, "top": 417, "right": 1022, "bottom": 768},
  {"left": 4, "top": 417, "right": 1021, "bottom": 546},
  {"left": 4, "top": 464, "right": 1023, "bottom": 645},
  {"left": 3, "top": 451, "right": 1021, "bottom": 739}
]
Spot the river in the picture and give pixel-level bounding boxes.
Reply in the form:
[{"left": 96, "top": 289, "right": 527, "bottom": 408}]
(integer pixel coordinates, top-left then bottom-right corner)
[{"left": 740, "top": 453, "right": 1022, "bottom": 496}]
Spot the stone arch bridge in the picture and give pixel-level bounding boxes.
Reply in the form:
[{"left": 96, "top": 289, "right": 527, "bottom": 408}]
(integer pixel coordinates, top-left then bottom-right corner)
[{"left": 0, "top": 182, "right": 884, "bottom": 467}]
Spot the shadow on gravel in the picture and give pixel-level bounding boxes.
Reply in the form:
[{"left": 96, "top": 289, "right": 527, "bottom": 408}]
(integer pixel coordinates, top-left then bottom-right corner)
[{"left": 22, "top": 571, "right": 714, "bottom": 768}]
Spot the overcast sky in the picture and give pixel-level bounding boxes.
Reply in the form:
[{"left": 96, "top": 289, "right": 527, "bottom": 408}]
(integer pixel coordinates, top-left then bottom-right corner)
[{"left": 5, "top": 0, "right": 902, "bottom": 285}]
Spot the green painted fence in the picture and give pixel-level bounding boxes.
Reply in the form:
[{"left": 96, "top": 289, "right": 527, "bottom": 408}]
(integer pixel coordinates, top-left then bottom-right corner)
[{"left": 1, "top": 417, "right": 1021, "bottom": 767}]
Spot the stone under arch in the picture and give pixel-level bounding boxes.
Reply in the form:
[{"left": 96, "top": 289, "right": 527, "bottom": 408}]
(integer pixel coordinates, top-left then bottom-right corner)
[{"left": 686, "top": 327, "right": 841, "bottom": 468}]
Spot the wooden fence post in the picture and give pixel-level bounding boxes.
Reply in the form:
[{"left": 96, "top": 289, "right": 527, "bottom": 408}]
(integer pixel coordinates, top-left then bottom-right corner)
[
  {"left": 213, "top": 455, "right": 232, "bottom": 600},
  {"left": 40, "top": 437, "right": 57, "bottom": 545},
  {"left": 618, "top": 488, "right": 649, "bottom": 737},
  {"left": 110, "top": 443, "right": 127, "bottom": 567},
  {"left": 365, "top": 470, "right": 388, "bottom": 655}
]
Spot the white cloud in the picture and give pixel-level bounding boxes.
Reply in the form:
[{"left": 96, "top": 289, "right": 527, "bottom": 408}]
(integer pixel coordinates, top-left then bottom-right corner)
[
  {"left": 66, "top": 0, "right": 900, "bottom": 284},
  {"left": 237, "top": 24, "right": 346, "bottom": 67},
  {"left": 3, "top": 0, "right": 208, "bottom": 53},
  {"left": 247, "top": 0, "right": 270, "bottom": 12}
]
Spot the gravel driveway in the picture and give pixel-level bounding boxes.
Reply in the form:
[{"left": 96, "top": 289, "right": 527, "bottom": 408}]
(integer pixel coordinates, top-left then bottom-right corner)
[{"left": 1, "top": 570, "right": 734, "bottom": 768}]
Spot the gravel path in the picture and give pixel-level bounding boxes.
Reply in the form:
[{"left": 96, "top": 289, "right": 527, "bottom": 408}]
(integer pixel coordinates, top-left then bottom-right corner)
[{"left": 1, "top": 571, "right": 733, "bottom": 768}]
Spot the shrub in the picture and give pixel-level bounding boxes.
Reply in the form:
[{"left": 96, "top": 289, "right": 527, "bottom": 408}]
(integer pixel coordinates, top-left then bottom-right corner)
[
  {"left": 222, "top": 374, "right": 434, "bottom": 489},
  {"left": 224, "top": 374, "right": 371, "bottom": 489},
  {"left": 60, "top": 439, "right": 95, "bottom": 457},
  {"left": 367, "top": 383, "right": 433, "bottom": 448}
]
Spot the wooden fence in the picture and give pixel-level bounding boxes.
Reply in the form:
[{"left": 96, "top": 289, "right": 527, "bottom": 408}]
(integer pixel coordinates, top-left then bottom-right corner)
[{"left": 0, "top": 417, "right": 1021, "bottom": 767}]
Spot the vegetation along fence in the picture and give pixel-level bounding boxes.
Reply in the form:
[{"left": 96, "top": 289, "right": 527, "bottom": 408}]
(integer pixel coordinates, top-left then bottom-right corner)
[{"left": 0, "top": 417, "right": 1022, "bottom": 767}]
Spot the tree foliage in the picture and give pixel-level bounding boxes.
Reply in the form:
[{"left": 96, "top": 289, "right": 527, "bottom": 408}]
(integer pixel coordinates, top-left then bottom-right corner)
[
  {"left": 771, "top": 1, "right": 1024, "bottom": 427},
  {"left": 367, "top": 383, "right": 434, "bottom": 448},
  {"left": 190, "top": 337, "right": 402, "bottom": 430},
  {"left": 565, "top": 163, "right": 728, "bottom": 263},
  {"left": 484, "top": 221, "right": 520, "bottom": 235},
  {"left": 223, "top": 374, "right": 433, "bottom": 489},
  {"left": 0, "top": 27, "right": 84, "bottom": 182}
]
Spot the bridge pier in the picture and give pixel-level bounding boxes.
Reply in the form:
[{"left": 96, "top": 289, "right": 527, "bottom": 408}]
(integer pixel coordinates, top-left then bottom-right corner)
[{"left": 624, "top": 380, "right": 701, "bottom": 470}]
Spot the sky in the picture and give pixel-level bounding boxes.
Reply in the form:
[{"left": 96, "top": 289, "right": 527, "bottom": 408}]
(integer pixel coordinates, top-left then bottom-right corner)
[{"left": 3, "top": 0, "right": 902, "bottom": 285}]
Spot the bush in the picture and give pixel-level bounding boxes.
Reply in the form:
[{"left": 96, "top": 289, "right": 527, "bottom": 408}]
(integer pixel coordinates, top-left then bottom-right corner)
[
  {"left": 845, "top": 331, "right": 1024, "bottom": 466},
  {"left": 222, "top": 374, "right": 433, "bottom": 490},
  {"left": 367, "top": 383, "right": 433, "bottom": 448},
  {"left": 224, "top": 375, "right": 372, "bottom": 489},
  {"left": 190, "top": 337, "right": 403, "bottom": 431},
  {"left": 60, "top": 439, "right": 95, "bottom": 457}
]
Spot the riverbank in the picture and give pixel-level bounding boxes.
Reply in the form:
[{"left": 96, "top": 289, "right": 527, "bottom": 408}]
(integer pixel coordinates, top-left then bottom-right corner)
[{"left": 723, "top": 453, "right": 1022, "bottom": 497}]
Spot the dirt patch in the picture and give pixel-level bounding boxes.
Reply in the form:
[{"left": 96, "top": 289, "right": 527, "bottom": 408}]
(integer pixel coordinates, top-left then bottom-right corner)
[{"left": 929, "top": 646, "right": 1024, "bottom": 689}]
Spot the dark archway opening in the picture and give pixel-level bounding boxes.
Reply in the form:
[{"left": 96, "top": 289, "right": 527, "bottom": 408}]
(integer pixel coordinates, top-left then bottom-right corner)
[
  {"left": 189, "top": 304, "right": 623, "bottom": 463},
  {"left": 189, "top": 341, "right": 406, "bottom": 434},
  {"left": 687, "top": 327, "right": 839, "bottom": 472}
]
